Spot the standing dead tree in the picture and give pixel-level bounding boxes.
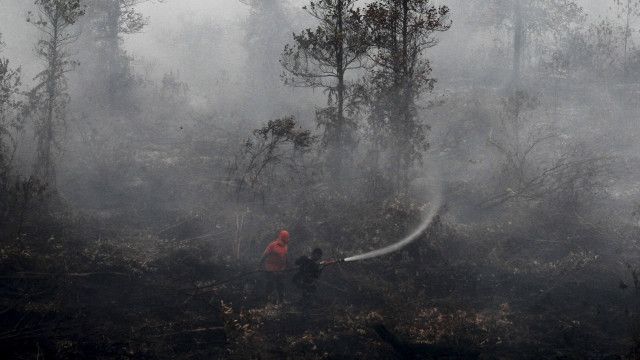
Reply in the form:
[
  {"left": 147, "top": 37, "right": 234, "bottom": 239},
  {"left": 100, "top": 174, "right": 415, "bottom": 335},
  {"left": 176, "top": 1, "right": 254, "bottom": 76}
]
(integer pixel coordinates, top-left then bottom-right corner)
[
  {"left": 613, "top": 0, "right": 640, "bottom": 73},
  {"left": 27, "top": 0, "right": 84, "bottom": 188},
  {"left": 484, "top": 91, "right": 610, "bottom": 208},
  {"left": 472, "top": 0, "right": 583, "bottom": 86},
  {"left": 226, "top": 116, "right": 315, "bottom": 260},
  {"left": 0, "top": 34, "right": 48, "bottom": 243},
  {"left": 228, "top": 116, "right": 314, "bottom": 200},
  {"left": 0, "top": 33, "right": 28, "bottom": 230},
  {"left": 240, "top": 0, "right": 291, "bottom": 118},
  {"left": 0, "top": 34, "right": 23, "bottom": 182},
  {"left": 79, "top": 0, "right": 155, "bottom": 111}
]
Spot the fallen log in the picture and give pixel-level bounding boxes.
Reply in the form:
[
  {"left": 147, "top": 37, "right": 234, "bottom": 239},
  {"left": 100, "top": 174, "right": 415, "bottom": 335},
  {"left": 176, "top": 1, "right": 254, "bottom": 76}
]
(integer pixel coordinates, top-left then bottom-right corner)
[{"left": 150, "top": 326, "right": 225, "bottom": 338}]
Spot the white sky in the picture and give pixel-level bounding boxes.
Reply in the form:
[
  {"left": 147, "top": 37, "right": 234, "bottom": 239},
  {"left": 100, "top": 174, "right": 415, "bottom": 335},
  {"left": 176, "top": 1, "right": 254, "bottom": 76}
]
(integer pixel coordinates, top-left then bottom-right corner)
[
  {"left": 0, "top": 0, "right": 623, "bottom": 85},
  {"left": 131, "top": 0, "right": 249, "bottom": 31}
]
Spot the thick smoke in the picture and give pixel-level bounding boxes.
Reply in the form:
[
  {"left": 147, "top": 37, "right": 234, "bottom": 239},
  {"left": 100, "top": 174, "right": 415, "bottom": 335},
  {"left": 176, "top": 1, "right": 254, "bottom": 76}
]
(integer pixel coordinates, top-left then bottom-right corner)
[{"left": 1, "top": 0, "right": 640, "bottom": 358}]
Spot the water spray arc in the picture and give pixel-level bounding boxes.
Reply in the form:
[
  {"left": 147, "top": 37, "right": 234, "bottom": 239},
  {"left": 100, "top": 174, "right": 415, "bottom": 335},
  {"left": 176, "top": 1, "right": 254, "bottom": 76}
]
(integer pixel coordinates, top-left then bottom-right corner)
[
  {"left": 342, "top": 166, "right": 443, "bottom": 263},
  {"left": 343, "top": 196, "right": 442, "bottom": 262}
]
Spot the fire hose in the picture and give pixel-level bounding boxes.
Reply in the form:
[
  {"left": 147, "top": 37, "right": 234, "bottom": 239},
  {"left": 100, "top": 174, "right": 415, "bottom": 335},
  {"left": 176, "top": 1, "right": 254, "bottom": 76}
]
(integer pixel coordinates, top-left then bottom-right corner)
[{"left": 194, "top": 259, "right": 344, "bottom": 292}]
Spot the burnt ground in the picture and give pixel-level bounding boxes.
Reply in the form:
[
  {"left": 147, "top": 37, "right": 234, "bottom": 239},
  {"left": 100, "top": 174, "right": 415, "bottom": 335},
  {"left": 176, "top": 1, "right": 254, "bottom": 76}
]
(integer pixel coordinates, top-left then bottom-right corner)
[
  {"left": 1, "top": 252, "right": 637, "bottom": 358},
  {"left": 1, "top": 214, "right": 638, "bottom": 359}
]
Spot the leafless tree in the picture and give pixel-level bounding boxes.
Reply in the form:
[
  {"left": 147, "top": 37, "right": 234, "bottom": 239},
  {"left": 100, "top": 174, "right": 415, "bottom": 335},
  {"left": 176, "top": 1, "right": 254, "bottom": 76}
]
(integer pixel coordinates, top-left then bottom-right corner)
[
  {"left": 484, "top": 91, "right": 610, "bottom": 208},
  {"left": 0, "top": 34, "right": 23, "bottom": 181}
]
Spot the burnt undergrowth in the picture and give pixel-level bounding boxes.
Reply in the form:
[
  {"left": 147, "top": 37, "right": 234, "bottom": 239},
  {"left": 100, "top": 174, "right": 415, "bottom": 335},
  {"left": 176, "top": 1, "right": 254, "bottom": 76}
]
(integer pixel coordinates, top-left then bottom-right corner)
[{"left": 1, "top": 197, "right": 638, "bottom": 359}]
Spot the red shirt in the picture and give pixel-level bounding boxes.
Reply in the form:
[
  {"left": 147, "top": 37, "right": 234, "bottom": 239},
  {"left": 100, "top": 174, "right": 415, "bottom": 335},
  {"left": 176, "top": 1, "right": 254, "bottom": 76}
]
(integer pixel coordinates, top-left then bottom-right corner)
[{"left": 263, "top": 240, "right": 288, "bottom": 272}]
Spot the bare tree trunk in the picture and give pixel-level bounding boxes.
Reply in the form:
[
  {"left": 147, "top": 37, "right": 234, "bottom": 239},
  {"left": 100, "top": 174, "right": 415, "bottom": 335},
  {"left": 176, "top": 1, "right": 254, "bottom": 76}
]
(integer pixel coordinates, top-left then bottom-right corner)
[
  {"left": 332, "top": 0, "right": 346, "bottom": 180},
  {"left": 106, "top": 0, "right": 122, "bottom": 99},
  {"left": 625, "top": 0, "right": 631, "bottom": 75},
  {"left": 234, "top": 209, "right": 246, "bottom": 261},
  {"left": 36, "top": 17, "right": 60, "bottom": 187},
  {"left": 394, "top": 0, "right": 411, "bottom": 191},
  {"left": 511, "top": 0, "right": 523, "bottom": 87}
]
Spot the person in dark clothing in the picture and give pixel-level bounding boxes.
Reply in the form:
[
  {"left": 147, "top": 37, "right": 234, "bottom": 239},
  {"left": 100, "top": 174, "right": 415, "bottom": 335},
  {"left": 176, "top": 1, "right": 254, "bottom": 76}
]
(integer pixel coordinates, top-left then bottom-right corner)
[{"left": 292, "top": 248, "right": 323, "bottom": 304}]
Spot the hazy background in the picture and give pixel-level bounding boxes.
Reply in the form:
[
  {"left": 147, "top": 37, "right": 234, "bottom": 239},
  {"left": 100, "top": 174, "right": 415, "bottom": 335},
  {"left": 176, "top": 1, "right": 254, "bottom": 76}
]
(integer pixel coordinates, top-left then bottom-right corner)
[
  {"left": 0, "top": 0, "right": 621, "bottom": 86},
  {"left": 3, "top": 0, "right": 640, "bottom": 358}
]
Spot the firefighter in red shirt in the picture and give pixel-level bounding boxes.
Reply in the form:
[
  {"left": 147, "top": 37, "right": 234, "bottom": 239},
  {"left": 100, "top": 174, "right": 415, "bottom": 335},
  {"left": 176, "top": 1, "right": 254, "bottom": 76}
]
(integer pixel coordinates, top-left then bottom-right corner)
[{"left": 259, "top": 230, "right": 289, "bottom": 303}]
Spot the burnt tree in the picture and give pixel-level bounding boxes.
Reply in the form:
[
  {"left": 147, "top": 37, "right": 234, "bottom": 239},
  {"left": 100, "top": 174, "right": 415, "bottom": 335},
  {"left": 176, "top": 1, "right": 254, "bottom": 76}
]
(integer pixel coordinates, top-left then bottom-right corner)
[
  {"left": 364, "top": 0, "right": 450, "bottom": 189},
  {"left": 281, "top": 0, "right": 368, "bottom": 179},
  {"left": 28, "top": 0, "right": 84, "bottom": 187}
]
